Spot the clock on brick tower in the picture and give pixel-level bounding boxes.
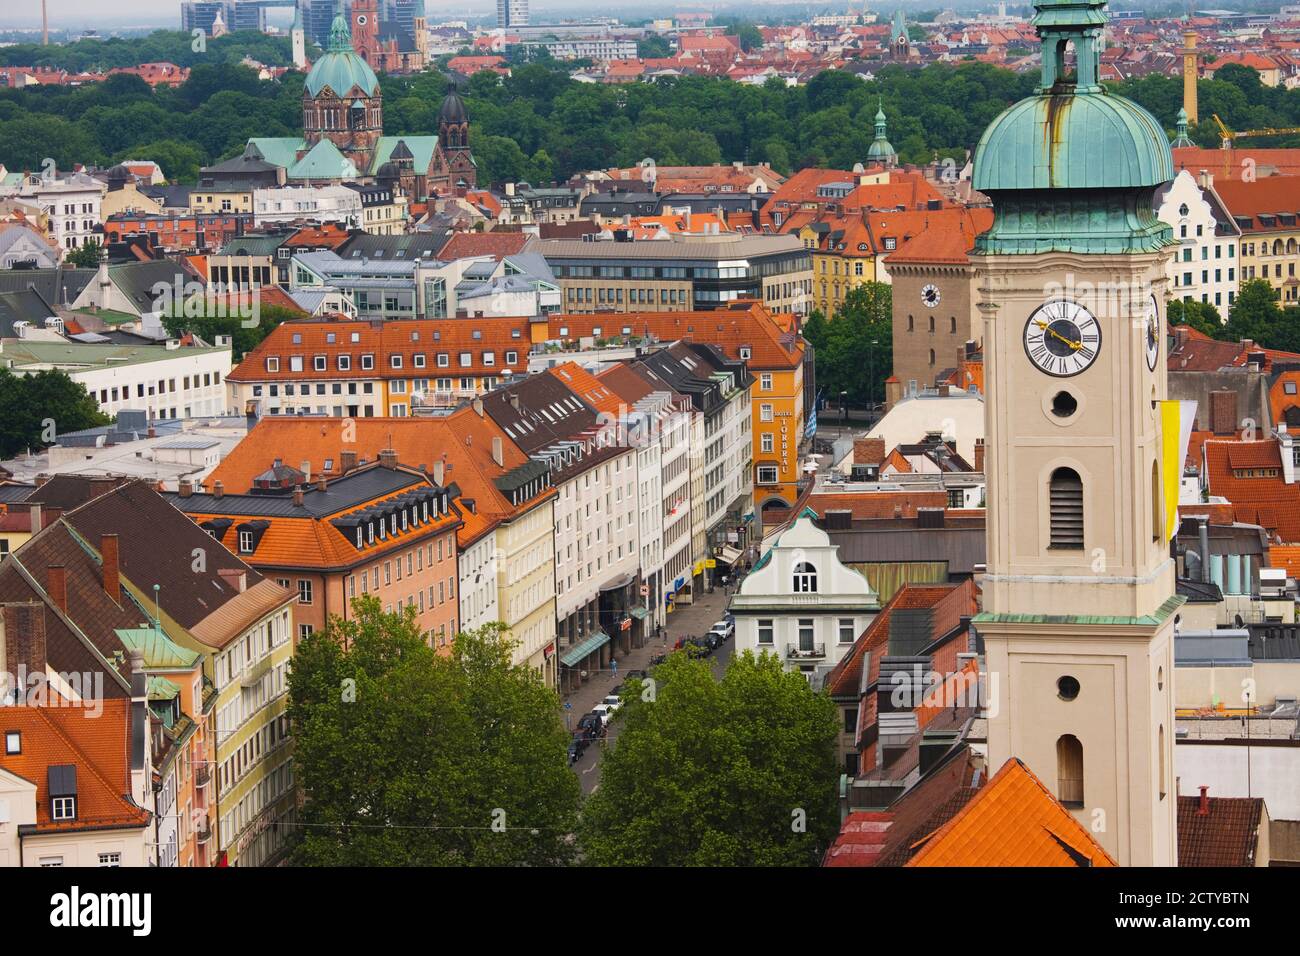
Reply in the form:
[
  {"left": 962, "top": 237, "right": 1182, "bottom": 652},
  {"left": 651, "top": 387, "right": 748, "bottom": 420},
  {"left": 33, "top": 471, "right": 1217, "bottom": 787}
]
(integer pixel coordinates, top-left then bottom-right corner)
[{"left": 971, "top": 0, "right": 1180, "bottom": 866}]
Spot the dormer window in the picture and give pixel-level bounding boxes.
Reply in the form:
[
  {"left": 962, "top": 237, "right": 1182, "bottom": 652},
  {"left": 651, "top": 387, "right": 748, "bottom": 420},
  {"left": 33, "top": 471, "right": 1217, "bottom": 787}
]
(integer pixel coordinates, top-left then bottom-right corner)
[
  {"left": 356, "top": 528, "right": 363, "bottom": 549},
  {"left": 49, "top": 764, "right": 77, "bottom": 820},
  {"left": 238, "top": 530, "right": 255, "bottom": 553},
  {"left": 266, "top": 357, "right": 280, "bottom": 372}
]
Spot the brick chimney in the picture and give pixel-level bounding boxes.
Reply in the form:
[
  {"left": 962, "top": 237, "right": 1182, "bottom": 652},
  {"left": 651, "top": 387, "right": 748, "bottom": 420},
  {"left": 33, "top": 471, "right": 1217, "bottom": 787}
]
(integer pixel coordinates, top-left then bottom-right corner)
[
  {"left": 378, "top": 448, "right": 397, "bottom": 468},
  {"left": 1208, "top": 390, "right": 1238, "bottom": 436},
  {"left": 179, "top": 479, "right": 193, "bottom": 497},
  {"left": 293, "top": 485, "right": 304, "bottom": 506},
  {"left": 101, "top": 534, "right": 119, "bottom": 600},
  {"left": 316, "top": 476, "right": 328, "bottom": 492},
  {"left": 974, "top": 438, "right": 985, "bottom": 473},
  {"left": 213, "top": 480, "right": 224, "bottom": 499},
  {"left": 854, "top": 437, "right": 886, "bottom": 466},
  {"left": 1, "top": 603, "right": 47, "bottom": 686},
  {"left": 46, "top": 565, "right": 67, "bottom": 613},
  {"left": 1198, "top": 785, "right": 1210, "bottom": 816},
  {"left": 341, "top": 450, "right": 358, "bottom": 473}
]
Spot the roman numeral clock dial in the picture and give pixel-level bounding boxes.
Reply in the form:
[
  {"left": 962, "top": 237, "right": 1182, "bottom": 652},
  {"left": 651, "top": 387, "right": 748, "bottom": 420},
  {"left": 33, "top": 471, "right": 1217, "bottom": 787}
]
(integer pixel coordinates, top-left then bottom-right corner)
[{"left": 1022, "top": 299, "right": 1101, "bottom": 377}]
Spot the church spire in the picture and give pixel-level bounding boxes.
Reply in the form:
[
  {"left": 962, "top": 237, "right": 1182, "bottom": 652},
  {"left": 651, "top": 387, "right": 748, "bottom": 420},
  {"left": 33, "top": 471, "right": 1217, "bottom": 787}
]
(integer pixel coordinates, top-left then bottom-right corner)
[
  {"left": 327, "top": 5, "right": 353, "bottom": 53},
  {"left": 1171, "top": 107, "right": 1194, "bottom": 148}
]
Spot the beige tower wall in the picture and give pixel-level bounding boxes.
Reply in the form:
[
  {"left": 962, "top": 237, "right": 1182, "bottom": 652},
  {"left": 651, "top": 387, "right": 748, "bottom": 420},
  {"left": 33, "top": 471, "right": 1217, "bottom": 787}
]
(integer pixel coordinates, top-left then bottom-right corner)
[{"left": 976, "top": 247, "right": 1179, "bottom": 866}]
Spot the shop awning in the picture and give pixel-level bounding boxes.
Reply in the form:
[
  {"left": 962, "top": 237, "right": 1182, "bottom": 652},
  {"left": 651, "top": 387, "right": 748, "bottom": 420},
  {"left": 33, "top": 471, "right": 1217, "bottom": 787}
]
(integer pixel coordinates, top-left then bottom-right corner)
[
  {"left": 717, "top": 545, "right": 744, "bottom": 566},
  {"left": 560, "top": 631, "right": 610, "bottom": 668},
  {"left": 629, "top": 605, "right": 650, "bottom": 620}
]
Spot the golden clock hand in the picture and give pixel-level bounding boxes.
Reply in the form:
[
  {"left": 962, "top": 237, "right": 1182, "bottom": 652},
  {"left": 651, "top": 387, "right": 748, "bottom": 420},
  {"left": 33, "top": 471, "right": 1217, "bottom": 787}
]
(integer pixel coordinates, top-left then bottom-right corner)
[{"left": 1035, "top": 319, "right": 1082, "bottom": 351}]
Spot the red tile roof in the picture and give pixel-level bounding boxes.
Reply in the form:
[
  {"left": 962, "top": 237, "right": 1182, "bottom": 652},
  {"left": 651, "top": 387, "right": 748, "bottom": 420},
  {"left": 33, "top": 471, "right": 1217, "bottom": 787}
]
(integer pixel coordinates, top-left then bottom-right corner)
[
  {"left": 906, "top": 758, "right": 1118, "bottom": 867},
  {"left": 1203, "top": 438, "right": 1300, "bottom": 541},
  {"left": 1214, "top": 176, "right": 1300, "bottom": 233},
  {"left": 547, "top": 362, "right": 625, "bottom": 416},
  {"left": 0, "top": 701, "right": 151, "bottom": 834},
  {"left": 545, "top": 301, "right": 803, "bottom": 370},
  {"left": 438, "top": 231, "right": 531, "bottom": 261},
  {"left": 1177, "top": 792, "right": 1264, "bottom": 866}
]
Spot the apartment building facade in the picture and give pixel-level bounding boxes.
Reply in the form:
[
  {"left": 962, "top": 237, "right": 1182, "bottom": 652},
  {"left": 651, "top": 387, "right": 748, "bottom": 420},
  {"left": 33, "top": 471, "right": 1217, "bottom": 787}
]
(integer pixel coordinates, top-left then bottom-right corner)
[
  {"left": 1156, "top": 169, "right": 1241, "bottom": 311},
  {"left": 536, "top": 234, "right": 813, "bottom": 315},
  {"left": 1217, "top": 175, "right": 1300, "bottom": 305}
]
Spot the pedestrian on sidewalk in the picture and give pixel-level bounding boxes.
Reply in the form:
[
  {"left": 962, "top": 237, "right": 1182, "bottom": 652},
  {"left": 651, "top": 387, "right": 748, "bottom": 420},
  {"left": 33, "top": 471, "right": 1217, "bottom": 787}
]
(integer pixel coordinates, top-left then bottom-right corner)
[{"left": 610, "top": 658, "right": 618, "bottom": 680}]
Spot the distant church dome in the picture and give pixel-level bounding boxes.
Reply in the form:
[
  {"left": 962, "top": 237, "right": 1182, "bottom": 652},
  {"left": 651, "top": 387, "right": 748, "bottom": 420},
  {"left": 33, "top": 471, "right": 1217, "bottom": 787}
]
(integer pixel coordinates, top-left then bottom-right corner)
[
  {"left": 438, "top": 89, "right": 468, "bottom": 126},
  {"left": 305, "top": 12, "right": 379, "bottom": 98},
  {"left": 866, "top": 101, "right": 896, "bottom": 165}
]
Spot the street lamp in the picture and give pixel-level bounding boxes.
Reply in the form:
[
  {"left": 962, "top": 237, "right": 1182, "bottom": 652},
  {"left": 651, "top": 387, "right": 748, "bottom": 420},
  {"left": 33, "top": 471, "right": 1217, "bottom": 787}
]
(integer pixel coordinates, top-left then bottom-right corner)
[{"left": 840, "top": 390, "right": 848, "bottom": 427}]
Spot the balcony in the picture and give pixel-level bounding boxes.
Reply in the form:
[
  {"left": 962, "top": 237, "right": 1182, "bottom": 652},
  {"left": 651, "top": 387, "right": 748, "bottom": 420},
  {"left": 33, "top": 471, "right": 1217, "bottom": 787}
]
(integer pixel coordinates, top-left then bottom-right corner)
[
  {"left": 196, "top": 819, "right": 213, "bottom": 845},
  {"left": 786, "top": 642, "right": 826, "bottom": 660},
  {"left": 194, "top": 763, "right": 211, "bottom": 788}
]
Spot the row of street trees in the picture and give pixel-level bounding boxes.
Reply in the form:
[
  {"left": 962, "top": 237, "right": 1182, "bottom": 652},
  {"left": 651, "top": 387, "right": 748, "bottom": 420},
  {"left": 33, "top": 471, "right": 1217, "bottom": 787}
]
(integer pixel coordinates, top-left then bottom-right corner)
[{"left": 286, "top": 598, "right": 842, "bottom": 866}]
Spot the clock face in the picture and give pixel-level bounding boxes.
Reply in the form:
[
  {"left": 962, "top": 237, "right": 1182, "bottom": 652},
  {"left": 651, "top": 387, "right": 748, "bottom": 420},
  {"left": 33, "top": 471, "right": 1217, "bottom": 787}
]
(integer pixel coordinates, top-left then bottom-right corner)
[
  {"left": 356, "top": 13, "right": 368, "bottom": 24},
  {"left": 920, "top": 283, "right": 941, "bottom": 308},
  {"left": 1023, "top": 299, "right": 1101, "bottom": 377},
  {"left": 1144, "top": 294, "right": 1160, "bottom": 372}
]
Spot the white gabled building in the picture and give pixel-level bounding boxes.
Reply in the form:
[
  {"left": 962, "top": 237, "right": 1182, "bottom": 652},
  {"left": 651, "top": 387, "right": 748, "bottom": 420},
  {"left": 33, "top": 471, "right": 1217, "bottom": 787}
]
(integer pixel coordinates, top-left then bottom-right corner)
[
  {"left": 730, "top": 508, "right": 880, "bottom": 682},
  {"left": 6, "top": 171, "right": 105, "bottom": 253},
  {"left": 1155, "top": 169, "right": 1241, "bottom": 314}
]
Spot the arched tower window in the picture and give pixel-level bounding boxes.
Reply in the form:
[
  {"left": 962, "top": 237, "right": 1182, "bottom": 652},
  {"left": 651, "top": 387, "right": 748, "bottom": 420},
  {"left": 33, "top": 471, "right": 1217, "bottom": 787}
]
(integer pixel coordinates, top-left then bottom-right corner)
[
  {"left": 1056, "top": 734, "right": 1084, "bottom": 807},
  {"left": 792, "top": 562, "right": 818, "bottom": 593},
  {"left": 1151, "top": 460, "right": 1161, "bottom": 542},
  {"left": 1049, "top": 467, "right": 1084, "bottom": 550}
]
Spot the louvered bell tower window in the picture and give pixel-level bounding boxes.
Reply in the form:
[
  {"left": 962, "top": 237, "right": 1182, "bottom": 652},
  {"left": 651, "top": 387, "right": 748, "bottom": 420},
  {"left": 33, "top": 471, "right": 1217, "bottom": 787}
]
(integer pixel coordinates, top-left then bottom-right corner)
[{"left": 1049, "top": 467, "right": 1084, "bottom": 550}]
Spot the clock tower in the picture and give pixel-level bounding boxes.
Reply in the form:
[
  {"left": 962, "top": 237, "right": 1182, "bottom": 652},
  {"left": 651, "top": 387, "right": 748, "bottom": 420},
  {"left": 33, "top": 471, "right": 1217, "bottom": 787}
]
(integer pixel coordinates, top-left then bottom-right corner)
[{"left": 971, "top": 0, "right": 1180, "bottom": 866}]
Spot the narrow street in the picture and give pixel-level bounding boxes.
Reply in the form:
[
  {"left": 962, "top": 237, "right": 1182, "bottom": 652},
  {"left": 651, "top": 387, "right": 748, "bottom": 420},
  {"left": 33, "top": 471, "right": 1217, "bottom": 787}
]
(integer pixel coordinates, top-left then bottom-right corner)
[{"left": 563, "top": 577, "right": 739, "bottom": 794}]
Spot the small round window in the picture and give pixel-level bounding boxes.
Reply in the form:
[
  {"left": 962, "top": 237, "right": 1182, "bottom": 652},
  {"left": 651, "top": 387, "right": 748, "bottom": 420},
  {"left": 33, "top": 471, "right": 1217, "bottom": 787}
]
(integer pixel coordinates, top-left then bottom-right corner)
[
  {"left": 1058, "top": 676, "right": 1081, "bottom": 701},
  {"left": 1051, "top": 391, "right": 1078, "bottom": 418}
]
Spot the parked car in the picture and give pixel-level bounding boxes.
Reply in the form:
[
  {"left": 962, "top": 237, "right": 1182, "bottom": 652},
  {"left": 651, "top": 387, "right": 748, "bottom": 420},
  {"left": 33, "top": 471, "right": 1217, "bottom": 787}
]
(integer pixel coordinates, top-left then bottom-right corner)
[
  {"left": 648, "top": 654, "right": 667, "bottom": 667},
  {"left": 576, "top": 714, "right": 605, "bottom": 739},
  {"left": 625, "top": 669, "right": 647, "bottom": 681},
  {"left": 592, "top": 703, "right": 615, "bottom": 726},
  {"left": 568, "top": 734, "right": 589, "bottom": 764},
  {"left": 709, "top": 619, "right": 735, "bottom": 641},
  {"left": 684, "top": 637, "right": 712, "bottom": 658},
  {"left": 704, "top": 631, "right": 722, "bottom": 650},
  {"left": 602, "top": 694, "right": 623, "bottom": 714}
]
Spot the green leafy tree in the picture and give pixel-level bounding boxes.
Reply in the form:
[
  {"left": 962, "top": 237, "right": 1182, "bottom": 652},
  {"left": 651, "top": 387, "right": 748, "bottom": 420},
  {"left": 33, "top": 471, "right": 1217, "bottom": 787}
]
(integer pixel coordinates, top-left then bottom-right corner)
[
  {"left": 1224, "top": 278, "right": 1284, "bottom": 345},
  {"left": 287, "top": 602, "right": 580, "bottom": 866},
  {"left": 804, "top": 281, "right": 893, "bottom": 405},
  {"left": 0, "top": 368, "right": 111, "bottom": 459},
  {"left": 65, "top": 238, "right": 102, "bottom": 269},
  {"left": 580, "top": 651, "right": 840, "bottom": 866},
  {"left": 638, "top": 35, "right": 672, "bottom": 59},
  {"left": 1166, "top": 298, "right": 1223, "bottom": 338}
]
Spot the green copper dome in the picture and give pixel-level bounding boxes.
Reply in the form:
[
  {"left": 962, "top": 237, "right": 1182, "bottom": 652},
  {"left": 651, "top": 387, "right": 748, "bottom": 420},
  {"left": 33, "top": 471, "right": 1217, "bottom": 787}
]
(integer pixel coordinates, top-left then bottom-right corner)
[
  {"left": 971, "top": 0, "right": 1175, "bottom": 255},
  {"left": 972, "top": 92, "right": 1173, "bottom": 192},
  {"left": 305, "top": 13, "right": 380, "bottom": 98},
  {"left": 866, "top": 100, "right": 896, "bottom": 164}
]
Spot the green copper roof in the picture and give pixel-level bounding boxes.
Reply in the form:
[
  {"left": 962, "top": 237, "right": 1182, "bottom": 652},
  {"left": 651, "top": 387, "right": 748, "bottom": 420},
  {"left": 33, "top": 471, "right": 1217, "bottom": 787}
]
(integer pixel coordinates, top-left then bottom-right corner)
[
  {"left": 971, "top": 0, "right": 1176, "bottom": 254},
  {"left": 305, "top": 13, "right": 380, "bottom": 97},
  {"left": 1171, "top": 107, "right": 1195, "bottom": 148},
  {"left": 973, "top": 92, "right": 1174, "bottom": 192},
  {"left": 890, "top": 8, "right": 907, "bottom": 42},
  {"left": 116, "top": 627, "right": 202, "bottom": 670},
  {"left": 368, "top": 135, "right": 440, "bottom": 175},
  {"left": 288, "top": 138, "right": 359, "bottom": 179},
  {"left": 974, "top": 595, "right": 1185, "bottom": 628},
  {"left": 866, "top": 100, "right": 896, "bottom": 163}
]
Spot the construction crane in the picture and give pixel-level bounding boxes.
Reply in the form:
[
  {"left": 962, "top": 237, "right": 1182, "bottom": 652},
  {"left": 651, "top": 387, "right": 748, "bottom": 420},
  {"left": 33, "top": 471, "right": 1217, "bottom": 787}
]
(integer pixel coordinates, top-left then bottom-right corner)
[{"left": 1212, "top": 113, "right": 1300, "bottom": 150}]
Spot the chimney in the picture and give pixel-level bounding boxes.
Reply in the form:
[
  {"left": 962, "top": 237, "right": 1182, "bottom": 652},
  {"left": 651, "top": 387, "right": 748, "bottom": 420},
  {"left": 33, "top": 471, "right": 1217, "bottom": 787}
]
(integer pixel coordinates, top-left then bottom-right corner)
[
  {"left": 937, "top": 384, "right": 950, "bottom": 397},
  {"left": 509, "top": 393, "right": 520, "bottom": 411},
  {"left": 218, "top": 568, "right": 247, "bottom": 593},
  {"left": 316, "top": 476, "right": 328, "bottom": 492},
  {"left": 213, "top": 480, "right": 224, "bottom": 499},
  {"left": 1198, "top": 785, "right": 1210, "bottom": 816},
  {"left": 1198, "top": 517, "right": 1211, "bottom": 584},
  {"left": 179, "top": 479, "right": 193, "bottom": 497},
  {"left": 35, "top": 473, "right": 50, "bottom": 487},
  {"left": 491, "top": 436, "right": 504, "bottom": 467},
  {"left": 1, "top": 603, "right": 48, "bottom": 687},
  {"left": 974, "top": 438, "right": 985, "bottom": 473},
  {"left": 100, "top": 534, "right": 119, "bottom": 600},
  {"left": 293, "top": 485, "right": 304, "bottom": 506},
  {"left": 28, "top": 503, "right": 41, "bottom": 533},
  {"left": 129, "top": 648, "right": 147, "bottom": 787},
  {"left": 378, "top": 448, "right": 397, "bottom": 468},
  {"left": 1208, "top": 390, "right": 1238, "bottom": 436},
  {"left": 433, "top": 460, "right": 445, "bottom": 486},
  {"left": 473, "top": 397, "right": 484, "bottom": 417},
  {"left": 46, "top": 565, "right": 67, "bottom": 614},
  {"left": 341, "top": 450, "right": 358, "bottom": 473}
]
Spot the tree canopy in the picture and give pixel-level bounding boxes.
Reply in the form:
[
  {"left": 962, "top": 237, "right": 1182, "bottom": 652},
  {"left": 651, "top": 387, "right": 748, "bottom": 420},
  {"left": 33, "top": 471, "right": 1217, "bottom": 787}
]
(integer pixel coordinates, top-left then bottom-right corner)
[
  {"left": 0, "top": 368, "right": 111, "bottom": 459},
  {"left": 287, "top": 603, "right": 580, "bottom": 866},
  {"left": 580, "top": 650, "right": 840, "bottom": 866},
  {"left": 803, "top": 281, "right": 894, "bottom": 406},
  {"left": 1168, "top": 280, "right": 1300, "bottom": 354}
]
